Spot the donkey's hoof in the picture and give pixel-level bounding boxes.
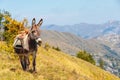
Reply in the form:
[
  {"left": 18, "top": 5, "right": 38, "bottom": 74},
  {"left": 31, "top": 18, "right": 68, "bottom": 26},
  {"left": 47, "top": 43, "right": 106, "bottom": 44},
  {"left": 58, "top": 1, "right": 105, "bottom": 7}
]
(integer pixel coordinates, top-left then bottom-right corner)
[
  {"left": 32, "top": 70, "right": 37, "bottom": 73},
  {"left": 26, "top": 68, "right": 29, "bottom": 71}
]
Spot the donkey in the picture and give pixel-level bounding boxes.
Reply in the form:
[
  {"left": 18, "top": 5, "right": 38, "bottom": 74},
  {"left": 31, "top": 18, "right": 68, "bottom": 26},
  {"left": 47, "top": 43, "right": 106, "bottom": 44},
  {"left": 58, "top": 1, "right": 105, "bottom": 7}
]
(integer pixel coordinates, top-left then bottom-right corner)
[{"left": 13, "top": 18, "right": 43, "bottom": 72}]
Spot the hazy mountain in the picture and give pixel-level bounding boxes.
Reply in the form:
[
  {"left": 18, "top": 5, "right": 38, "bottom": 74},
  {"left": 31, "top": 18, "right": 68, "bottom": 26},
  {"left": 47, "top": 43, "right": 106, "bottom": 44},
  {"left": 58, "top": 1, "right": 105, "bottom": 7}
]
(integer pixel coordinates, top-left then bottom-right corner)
[
  {"left": 41, "top": 30, "right": 120, "bottom": 77},
  {"left": 41, "top": 20, "right": 120, "bottom": 77},
  {"left": 41, "top": 21, "right": 120, "bottom": 38}
]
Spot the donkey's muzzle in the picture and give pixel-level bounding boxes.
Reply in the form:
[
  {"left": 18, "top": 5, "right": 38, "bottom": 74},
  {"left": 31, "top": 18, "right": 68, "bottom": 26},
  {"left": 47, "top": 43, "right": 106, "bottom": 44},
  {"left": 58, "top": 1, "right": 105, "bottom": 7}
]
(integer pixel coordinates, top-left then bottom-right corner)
[{"left": 36, "top": 38, "right": 42, "bottom": 46}]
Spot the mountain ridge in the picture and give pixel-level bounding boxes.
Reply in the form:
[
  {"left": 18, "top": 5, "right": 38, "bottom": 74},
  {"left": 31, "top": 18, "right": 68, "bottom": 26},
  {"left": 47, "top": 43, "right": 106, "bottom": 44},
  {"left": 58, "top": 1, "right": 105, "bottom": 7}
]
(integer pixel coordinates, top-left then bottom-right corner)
[{"left": 41, "top": 20, "right": 120, "bottom": 38}]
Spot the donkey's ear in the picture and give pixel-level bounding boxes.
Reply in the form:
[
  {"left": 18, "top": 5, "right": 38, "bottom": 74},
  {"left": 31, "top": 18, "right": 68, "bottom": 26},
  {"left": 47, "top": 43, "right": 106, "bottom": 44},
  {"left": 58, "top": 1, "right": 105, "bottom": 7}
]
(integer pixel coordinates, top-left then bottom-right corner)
[
  {"left": 37, "top": 18, "right": 43, "bottom": 27},
  {"left": 32, "top": 18, "right": 36, "bottom": 26}
]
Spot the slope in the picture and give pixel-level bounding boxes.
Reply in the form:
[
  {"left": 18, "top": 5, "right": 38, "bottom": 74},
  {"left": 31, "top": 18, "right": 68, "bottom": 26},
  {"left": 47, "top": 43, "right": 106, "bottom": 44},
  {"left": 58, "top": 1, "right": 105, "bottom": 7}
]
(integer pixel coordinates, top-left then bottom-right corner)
[
  {"left": 41, "top": 30, "right": 110, "bottom": 55},
  {"left": 40, "top": 30, "right": 120, "bottom": 77},
  {"left": 0, "top": 45, "right": 119, "bottom": 80}
]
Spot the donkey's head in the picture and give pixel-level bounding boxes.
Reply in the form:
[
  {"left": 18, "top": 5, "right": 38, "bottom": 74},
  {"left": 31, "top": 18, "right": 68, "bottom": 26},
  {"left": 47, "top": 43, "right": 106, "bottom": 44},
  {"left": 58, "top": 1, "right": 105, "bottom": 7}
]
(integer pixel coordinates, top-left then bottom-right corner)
[{"left": 29, "top": 18, "right": 43, "bottom": 46}]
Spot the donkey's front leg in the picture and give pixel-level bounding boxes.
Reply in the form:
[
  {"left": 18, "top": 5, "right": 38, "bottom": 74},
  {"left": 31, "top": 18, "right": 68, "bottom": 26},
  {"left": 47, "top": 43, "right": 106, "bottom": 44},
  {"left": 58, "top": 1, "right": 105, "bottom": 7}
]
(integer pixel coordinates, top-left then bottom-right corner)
[
  {"left": 19, "top": 56, "right": 26, "bottom": 70},
  {"left": 24, "top": 55, "right": 30, "bottom": 71},
  {"left": 32, "top": 51, "right": 37, "bottom": 72}
]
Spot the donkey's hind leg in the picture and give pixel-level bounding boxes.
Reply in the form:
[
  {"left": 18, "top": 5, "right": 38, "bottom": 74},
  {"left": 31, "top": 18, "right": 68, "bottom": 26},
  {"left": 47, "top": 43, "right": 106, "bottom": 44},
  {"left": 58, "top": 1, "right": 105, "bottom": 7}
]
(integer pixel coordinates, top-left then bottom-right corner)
[{"left": 19, "top": 56, "right": 26, "bottom": 71}]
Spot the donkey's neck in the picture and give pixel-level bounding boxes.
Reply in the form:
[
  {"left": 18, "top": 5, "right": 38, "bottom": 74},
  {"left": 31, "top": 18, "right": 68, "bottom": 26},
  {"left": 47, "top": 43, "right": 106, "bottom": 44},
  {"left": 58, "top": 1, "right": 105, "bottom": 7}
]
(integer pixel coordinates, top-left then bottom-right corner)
[{"left": 29, "top": 39, "right": 37, "bottom": 51}]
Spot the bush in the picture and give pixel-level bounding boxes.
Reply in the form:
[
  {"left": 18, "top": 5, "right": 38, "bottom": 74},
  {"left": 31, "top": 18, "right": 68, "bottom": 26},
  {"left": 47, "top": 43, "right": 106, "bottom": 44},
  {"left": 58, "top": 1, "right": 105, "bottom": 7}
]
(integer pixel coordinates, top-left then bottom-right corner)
[
  {"left": 99, "top": 58, "right": 104, "bottom": 69},
  {"left": 0, "top": 10, "right": 28, "bottom": 59},
  {"left": 76, "top": 50, "right": 95, "bottom": 65},
  {"left": 52, "top": 46, "right": 61, "bottom": 51},
  {"left": 0, "top": 41, "right": 17, "bottom": 59},
  {"left": 44, "top": 43, "right": 51, "bottom": 51},
  {"left": 3, "top": 15, "right": 25, "bottom": 44}
]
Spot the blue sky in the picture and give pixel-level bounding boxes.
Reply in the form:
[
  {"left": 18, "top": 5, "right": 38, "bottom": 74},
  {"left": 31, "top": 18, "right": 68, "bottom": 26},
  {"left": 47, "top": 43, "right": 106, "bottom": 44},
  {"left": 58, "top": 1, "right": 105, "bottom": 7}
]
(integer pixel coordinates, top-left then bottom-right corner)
[{"left": 0, "top": 0, "right": 120, "bottom": 25}]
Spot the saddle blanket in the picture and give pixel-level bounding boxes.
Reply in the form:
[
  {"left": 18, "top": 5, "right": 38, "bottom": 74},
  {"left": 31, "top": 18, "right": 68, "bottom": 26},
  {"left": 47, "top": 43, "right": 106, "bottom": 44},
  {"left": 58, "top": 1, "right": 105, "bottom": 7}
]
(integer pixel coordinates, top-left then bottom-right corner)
[{"left": 13, "top": 34, "right": 29, "bottom": 51}]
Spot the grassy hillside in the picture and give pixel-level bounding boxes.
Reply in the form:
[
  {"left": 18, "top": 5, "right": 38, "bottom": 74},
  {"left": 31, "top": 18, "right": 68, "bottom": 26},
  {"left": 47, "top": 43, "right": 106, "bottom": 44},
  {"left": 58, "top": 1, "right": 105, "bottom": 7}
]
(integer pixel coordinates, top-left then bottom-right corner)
[
  {"left": 40, "top": 30, "right": 120, "bottom": 77},
  {"left": 0, "top": 43, "right": 120, "bottom": 80}
]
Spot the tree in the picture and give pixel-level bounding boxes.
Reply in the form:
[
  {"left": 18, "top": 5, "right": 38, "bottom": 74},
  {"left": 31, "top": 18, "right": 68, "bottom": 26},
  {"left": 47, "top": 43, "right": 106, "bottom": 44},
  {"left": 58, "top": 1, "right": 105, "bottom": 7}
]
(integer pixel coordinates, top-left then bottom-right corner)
[
  {"left": 76, "top": 50, "right": 96, "bottom": 65},
  {"left": 0, "top": 10, "right": 30, "bottom": 59},
  {"left": 3, "top": 15, "right": 25, "bottom": 44},
  {"left": 0, "top": 10, "right": 10, "bottom": 40},
  {"left": 99, "top": 58, "right": 104, "bottom": 69}
]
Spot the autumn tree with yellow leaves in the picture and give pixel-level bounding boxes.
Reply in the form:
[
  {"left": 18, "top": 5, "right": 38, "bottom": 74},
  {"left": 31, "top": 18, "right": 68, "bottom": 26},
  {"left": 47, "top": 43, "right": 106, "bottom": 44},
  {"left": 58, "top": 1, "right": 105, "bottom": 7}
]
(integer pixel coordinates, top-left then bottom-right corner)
[
  {"left": 0, "top": 10, "right": 29, "bottom": 58},
  {"left": 0, "top": 10, "right": 29, "bottom": 44},
  {"left": 3, "top": 15, "right": 25, "bottom": 44}
]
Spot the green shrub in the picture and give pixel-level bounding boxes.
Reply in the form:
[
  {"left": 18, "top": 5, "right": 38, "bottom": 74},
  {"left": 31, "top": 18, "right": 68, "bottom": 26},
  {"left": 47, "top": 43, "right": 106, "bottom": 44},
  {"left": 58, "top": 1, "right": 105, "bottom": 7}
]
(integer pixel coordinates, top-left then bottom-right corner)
[
  {"left": 99, "top": 58, "right": 104, "bottom": 69},
  {"left": 76, "top": 50, "right": 95, "bottom": 65},
  {"left": 52, "top": 46, "right": 61, "bottom": 51},
  {"left": 44, "top": 43, "right": 51, "bottom": 51}
]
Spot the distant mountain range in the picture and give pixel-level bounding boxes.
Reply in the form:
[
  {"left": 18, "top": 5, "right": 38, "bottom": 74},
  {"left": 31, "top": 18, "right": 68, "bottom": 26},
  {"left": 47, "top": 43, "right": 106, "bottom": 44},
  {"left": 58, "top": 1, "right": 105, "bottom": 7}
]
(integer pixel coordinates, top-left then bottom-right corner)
[
  {"left": 41, "top": 20, "right": 120, "bottom": 38},
  {"left": 41, "top": 20, "right": 120, "bottom": 77}
]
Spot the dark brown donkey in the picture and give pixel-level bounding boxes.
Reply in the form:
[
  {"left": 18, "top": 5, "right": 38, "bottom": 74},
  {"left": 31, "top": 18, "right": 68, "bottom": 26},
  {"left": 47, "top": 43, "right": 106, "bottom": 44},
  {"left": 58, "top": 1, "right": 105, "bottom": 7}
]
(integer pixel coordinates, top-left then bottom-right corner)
[{"left": 13, "top": 18, "right": 43, "bottom": 72}]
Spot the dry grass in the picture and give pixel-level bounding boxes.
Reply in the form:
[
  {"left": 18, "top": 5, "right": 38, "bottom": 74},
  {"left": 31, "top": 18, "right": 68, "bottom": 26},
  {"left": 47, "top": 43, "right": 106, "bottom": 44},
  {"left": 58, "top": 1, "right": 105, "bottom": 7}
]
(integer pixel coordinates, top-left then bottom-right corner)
[{"left": 0, "top": 42, "right": 120, "bottom": 80}]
